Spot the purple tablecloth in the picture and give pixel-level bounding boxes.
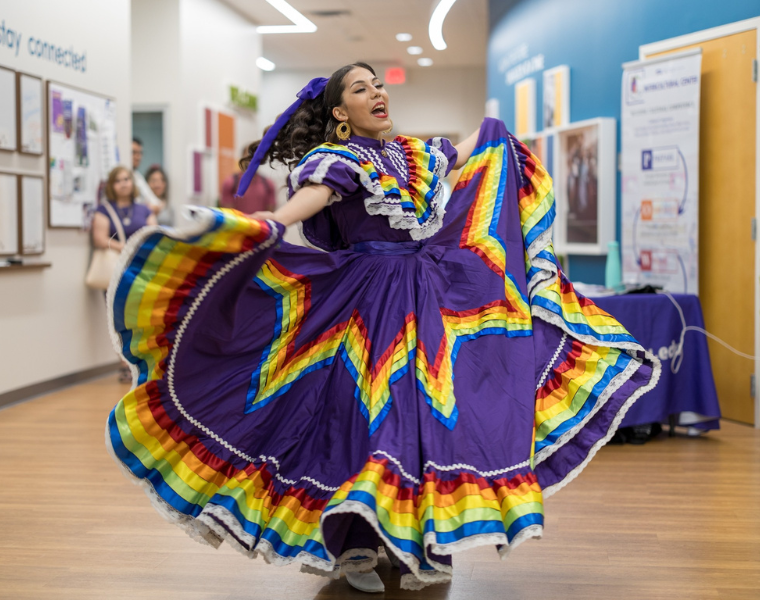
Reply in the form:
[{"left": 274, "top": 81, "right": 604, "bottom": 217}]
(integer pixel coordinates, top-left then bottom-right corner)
[{"left": 591, "top": 293, "right": 721, "bottom": 430}]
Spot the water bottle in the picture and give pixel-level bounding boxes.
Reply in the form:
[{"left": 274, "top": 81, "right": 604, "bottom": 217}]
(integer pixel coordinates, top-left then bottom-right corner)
[{"left": 605, "top": 241, "right": 623, "bottom": 291}]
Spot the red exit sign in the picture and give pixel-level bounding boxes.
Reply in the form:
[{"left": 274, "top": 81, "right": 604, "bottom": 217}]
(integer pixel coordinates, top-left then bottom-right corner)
[{"left": 385, "top": 67, "right": 406, "bottom": 85}]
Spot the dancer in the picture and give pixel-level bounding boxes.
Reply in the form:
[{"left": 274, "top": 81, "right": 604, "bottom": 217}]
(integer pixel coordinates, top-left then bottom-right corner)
[{"left": 106, "top": 63, "right": 660, "bottom": 593}]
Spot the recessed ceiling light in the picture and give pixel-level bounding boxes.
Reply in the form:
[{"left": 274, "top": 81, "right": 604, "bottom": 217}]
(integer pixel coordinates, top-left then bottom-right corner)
[
  {"left": 396, "top": 33, "right": 412, "bottom": 42},
  {"left": 256, "top": 57, "right": 276, "bottom": 71},
  {"left": 407, "top": 46, "right": 423, "bottom": 55},
  {"left": 429, "top": 0, "right": 457, "bottom": 50},
  {"left": 257, "top": 0, "right": 317, "bottom": 34},
  {"left": 417, "top": 58, "right": 434, "bottom": 67}
]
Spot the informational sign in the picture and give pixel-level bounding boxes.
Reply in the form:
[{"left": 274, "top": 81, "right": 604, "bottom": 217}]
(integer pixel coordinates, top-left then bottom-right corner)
[
  {"left": 621, "top": 50, "right": 702, "bottom": 293},
  {"left": 229, "top": 85, "right": 258, "bottom": 111},
  {"left": 47, "top": 82, "right": 118, "bottom": 227}
]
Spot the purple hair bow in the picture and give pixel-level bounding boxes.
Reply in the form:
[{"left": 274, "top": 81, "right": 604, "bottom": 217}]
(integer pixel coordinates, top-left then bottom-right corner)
[{"left": 236, "top": 76, "right": 329, "bottom": 197}]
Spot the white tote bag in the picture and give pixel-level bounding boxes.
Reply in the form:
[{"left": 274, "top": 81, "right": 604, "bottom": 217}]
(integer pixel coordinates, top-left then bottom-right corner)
[{"left": 85, "top": 202, "right": 127, "bottom": 291}]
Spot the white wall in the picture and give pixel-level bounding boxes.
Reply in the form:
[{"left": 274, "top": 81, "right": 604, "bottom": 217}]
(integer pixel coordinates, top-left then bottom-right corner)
[
  {"left": 132, "top": 0, "right": 261, "bottom": 207},
  {"left": 0, "top": 0, "right": 132, "bottom": 395},
  {"left": 131, "top": 0, "right": 182, "bottom": 204},
  {"left": 260, "top": 67, "right": 486, "bottom": 143},
  {"left": 179, "top": 0, "right": 261, "bottom": 205}
]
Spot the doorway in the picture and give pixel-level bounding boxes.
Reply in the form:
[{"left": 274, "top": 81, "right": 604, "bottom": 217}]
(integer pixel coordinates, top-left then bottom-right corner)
[{"left": 132, "top": 109, "right": 166, "bottom": 176}]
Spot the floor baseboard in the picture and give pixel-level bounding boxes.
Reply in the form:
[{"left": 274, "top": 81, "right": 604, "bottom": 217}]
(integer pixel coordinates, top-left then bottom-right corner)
[{"left": 0, "top": 363, "right": 120, "bottom": 410}]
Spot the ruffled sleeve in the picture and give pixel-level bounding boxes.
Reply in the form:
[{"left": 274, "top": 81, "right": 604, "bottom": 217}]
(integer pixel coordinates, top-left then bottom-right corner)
[
  {"left": 288, "top": 147, "right": 362, "bottom": 203},
  {"left": 427, "top": 137, "right": 458, "bottom": 176},
  {"left": 288, "top": 145, "right": 368, "bottom": 252}
]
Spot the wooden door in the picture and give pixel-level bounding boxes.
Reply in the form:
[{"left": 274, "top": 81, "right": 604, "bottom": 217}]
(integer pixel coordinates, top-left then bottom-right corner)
[{"left": 652, "top": 30, "right": 757, "bottom": 424}]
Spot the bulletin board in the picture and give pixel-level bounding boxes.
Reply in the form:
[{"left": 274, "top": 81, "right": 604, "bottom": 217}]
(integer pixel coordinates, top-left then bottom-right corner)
[{"left": 47, "top": 81, "right": 118, "bottom": 228}]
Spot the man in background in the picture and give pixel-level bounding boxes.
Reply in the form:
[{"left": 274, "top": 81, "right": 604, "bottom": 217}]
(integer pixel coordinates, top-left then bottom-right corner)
[{"left": 132, "top": 137, "right": 164, "bottom": 215}]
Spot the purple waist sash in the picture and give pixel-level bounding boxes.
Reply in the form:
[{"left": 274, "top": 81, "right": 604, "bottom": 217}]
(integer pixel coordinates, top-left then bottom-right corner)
[{"left": 349, "top": 241, "right": 424, "bottom": 255}]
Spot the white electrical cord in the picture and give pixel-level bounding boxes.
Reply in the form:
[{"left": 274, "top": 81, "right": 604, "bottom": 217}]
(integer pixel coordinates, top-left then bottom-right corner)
[{"left": 658, "top": 290, "right": 757, "bottom": 374}]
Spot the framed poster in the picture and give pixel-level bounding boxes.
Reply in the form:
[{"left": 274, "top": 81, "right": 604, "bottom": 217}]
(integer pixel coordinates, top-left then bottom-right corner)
[
  {"left": 0, "top": 173, "right": 20, "bottom": 257},
  {"left": 18, "top": 73, "right": 44, "bottom": 155},
  {"left": 514, "top": 78, "right": 536, "bottom": 138},
  {"left": 47, "top": 82, "right": 118, "bottom": 228},
  {"left": 543, "top": 65, "right": 570, "bottom": 129},
  {"left": 0, "top": 67, "right": 17, "bottom": 152},
  {"left": 553, "top": 118, "right": 616, "bottom": 255},
  {"left": 21, "top": 175, "right": 45, "bottom": 255}
]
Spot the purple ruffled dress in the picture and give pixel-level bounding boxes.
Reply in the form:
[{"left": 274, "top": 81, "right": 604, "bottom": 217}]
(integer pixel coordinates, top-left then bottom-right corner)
[{"left": 106, "top": 118, "right": 660, "bottom": 590}]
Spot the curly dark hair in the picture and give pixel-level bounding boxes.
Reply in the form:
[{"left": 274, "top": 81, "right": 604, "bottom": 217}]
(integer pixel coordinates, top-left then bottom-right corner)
[{"left": 239, "top": 62, "right": 376, "bottom": 172}]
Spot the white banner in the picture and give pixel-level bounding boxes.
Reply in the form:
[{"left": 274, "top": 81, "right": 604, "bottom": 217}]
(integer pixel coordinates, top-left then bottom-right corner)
[{"left": 621, "top": 50, "right": 702, "bottom": 293}]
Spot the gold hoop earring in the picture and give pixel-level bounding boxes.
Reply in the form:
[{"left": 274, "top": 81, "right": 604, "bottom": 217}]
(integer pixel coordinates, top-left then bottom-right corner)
[
  {"left": 336, "top": 121, "right": 351, "bottom": 140},
  {"left": 382, "top": 119, "right": 394, "bottom": 135}
]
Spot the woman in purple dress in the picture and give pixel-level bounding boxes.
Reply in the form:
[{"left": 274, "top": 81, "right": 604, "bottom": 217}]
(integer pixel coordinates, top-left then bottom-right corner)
[
  {"left": 92, "top": 166, "right": 156, "bottom": 382},
  {"left": 106, "top": 63, "right": 660, "bottom": 593}
]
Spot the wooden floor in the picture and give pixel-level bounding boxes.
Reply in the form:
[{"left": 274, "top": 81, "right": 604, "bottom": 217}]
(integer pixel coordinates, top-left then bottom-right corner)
[{"left": 1, "top": 375, "right": 759, "bottom": 600}]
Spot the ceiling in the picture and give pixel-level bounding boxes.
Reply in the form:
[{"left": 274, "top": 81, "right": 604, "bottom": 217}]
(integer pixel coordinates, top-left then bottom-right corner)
[{"left": 222, "top": 0, "right": 488, "bottom": 71}]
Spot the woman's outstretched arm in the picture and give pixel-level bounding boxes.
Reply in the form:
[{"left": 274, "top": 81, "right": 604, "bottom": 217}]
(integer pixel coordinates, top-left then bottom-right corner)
[
  {"left": 453, "top": 126, "right": 481, "bottom": 169},
  {"left": 250, "top": 183, "right": 332, "bottom": 226}
]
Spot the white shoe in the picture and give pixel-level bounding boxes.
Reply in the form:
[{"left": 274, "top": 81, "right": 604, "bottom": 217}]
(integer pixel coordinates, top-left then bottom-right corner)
[{"left": 346, "top": 569, "right": 385, "bottom": 593}]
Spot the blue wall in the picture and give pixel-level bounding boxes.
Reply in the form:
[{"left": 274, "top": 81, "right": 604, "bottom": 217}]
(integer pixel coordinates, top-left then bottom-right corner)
[{"left": 488, "top": 0, "right": 759, "bottom": 283}]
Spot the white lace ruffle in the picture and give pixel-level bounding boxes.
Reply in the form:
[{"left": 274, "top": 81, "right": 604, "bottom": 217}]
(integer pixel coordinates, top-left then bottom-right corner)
[{"left": 364, "top": 143, "right": 448, "bottom": 241}]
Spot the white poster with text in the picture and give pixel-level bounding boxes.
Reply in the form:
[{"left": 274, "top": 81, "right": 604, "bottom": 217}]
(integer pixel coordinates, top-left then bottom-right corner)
[{"left": 621, "top": 51, "right": 702, "bottom": 293}]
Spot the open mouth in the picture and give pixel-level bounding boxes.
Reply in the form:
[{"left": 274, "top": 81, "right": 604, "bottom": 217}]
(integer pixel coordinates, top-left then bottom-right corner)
[{"left": 371, "top": 103, "right": 388, "bottom": 118}]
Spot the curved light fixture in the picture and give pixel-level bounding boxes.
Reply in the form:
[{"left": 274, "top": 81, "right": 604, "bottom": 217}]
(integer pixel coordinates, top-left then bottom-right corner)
[
  {"left": 429, "top": 0, "right": 457, "bottom": 50},
  {"left": 257, "top": 0, "right": 317, "bottom": 34}
]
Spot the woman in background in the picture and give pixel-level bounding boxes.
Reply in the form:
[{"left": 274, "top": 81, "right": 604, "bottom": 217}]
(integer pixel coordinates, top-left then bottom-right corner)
[
  {"left": 145, "top": 164, "right": 174, "bottom": 226},
  {"left": 92, "top": 166, "right": 156, "bottom": 382}
]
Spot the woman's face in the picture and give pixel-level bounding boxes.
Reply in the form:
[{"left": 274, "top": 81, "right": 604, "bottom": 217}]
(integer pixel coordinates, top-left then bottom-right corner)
[
  {"left": 113, "top": 170, "right": 134, "bottom": 200},
  {"left": 147, "top": 171, "right": 166, "bottom": 198},
  {"left": 333, "top": 67, "right": 390, "bottom": 139}
]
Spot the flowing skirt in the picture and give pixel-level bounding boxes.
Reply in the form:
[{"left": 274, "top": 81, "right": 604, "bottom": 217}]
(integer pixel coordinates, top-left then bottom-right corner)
[{"left": 106, "top": 119, "right": 660, "bottom": 590}]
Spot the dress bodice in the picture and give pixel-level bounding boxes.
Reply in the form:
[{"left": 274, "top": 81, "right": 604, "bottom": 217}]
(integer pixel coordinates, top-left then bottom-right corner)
[{"left": 288, "top": 134, "right": 458, "bottom": 251}]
